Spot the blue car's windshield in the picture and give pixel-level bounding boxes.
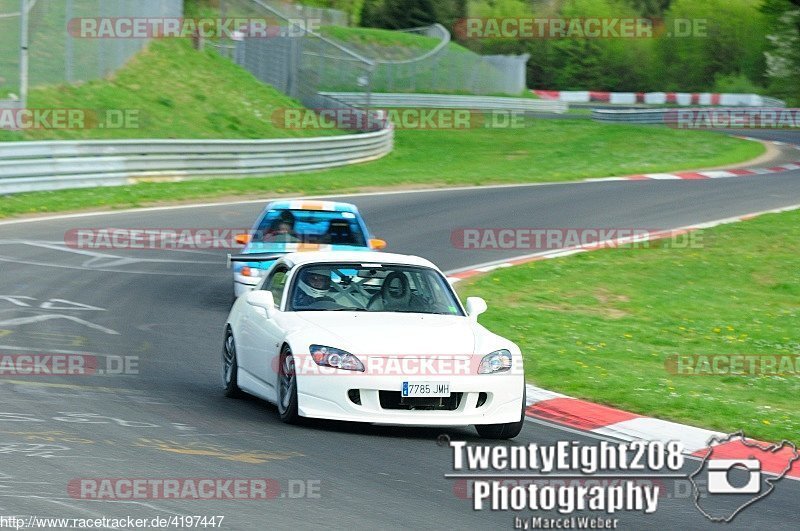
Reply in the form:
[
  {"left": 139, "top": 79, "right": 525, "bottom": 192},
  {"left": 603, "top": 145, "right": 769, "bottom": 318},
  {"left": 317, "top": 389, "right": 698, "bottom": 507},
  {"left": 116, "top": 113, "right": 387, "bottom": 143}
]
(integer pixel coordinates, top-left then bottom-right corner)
[{"left": 253, "top": 209, "right": 367, "bottom": 247}]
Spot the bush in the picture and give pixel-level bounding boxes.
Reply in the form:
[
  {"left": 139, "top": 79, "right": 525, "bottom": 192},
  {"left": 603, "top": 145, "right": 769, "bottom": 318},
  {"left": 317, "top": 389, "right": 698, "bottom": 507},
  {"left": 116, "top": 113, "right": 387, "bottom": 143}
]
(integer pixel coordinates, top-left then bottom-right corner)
[{"left": 712, "top": 73, "right": 764, "bottom": 94}]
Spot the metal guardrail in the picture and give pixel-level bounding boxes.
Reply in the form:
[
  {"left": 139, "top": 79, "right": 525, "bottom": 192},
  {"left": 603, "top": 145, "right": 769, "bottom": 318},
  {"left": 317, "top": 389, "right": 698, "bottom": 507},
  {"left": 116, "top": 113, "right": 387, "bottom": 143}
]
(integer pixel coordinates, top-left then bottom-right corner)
[
  {"left": 760, "top": 96, "right": 787, "bottom": 107},
  {"left": 0, "top": 126, "right": 394, "bottom": 194},
  {"left": 319, "top": 92, "right": 568, "bottom": 113},
  {"left": 591, "top": 108, "right": 673, "bottom": 124},
  {"left": 0, "top": 99, "right": 22, "bottom": 110},
  {"left": 591, "top": 107, "right": 794, "bottom": 126}
]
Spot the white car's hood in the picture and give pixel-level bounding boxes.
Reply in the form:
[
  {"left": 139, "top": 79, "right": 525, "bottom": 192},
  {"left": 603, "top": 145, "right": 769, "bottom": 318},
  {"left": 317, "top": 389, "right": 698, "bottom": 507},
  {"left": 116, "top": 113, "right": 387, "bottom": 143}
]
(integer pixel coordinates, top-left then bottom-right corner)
[{"left": 290, "top": 312, "right": 480, "bottom": 356}]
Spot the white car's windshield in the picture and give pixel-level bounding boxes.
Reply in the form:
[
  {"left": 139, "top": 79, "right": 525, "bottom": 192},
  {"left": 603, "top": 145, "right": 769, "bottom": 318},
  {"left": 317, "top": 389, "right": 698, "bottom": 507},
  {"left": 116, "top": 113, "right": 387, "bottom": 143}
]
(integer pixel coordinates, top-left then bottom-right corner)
[{"left": 287, "top": 263, "right": 463, "bottom": 315}]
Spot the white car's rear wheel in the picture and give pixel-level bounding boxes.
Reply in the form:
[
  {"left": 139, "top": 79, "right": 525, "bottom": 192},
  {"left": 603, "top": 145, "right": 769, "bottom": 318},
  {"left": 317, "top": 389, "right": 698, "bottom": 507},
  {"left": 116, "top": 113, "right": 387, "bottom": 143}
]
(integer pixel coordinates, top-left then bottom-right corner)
[
  {"left": 222, "top": 330, "right": 243, "bottom": 398},
  {"left": 277, "top": 347, "right": 300, "bottom": 424}
]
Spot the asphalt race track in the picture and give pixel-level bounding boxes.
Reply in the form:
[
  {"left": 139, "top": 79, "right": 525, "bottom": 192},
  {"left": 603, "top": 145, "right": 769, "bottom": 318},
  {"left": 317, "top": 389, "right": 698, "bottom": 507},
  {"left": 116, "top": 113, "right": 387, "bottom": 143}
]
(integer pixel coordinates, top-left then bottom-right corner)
[{"left": 0, "top": 148, "right": 799, "bottom": 529}]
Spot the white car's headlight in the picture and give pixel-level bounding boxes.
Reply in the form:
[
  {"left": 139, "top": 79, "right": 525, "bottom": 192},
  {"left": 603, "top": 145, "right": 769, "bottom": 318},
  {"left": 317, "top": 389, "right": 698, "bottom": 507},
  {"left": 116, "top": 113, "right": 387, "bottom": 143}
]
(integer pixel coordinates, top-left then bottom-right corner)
[
  {"left": 310, "top": 345, "right": 365, "bottom": 372},
  {"left": 478, "top": 349, "right": 512, "bottom": 374}
]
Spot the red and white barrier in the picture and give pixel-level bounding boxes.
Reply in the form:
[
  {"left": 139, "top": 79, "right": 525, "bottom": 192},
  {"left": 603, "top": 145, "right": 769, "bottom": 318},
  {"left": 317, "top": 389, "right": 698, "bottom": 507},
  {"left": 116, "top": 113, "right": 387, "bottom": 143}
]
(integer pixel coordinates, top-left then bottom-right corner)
[{"left": 534, "top": 90, "right": 778, "bottom": 107}]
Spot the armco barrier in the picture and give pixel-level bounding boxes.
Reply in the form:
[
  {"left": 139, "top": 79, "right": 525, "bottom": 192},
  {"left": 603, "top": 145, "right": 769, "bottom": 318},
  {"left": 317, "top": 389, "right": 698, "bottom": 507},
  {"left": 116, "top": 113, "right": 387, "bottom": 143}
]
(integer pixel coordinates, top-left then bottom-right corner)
[
  {"left": 319, "top": 92, "right": 568, "bottom": 113},
  {"left": 0, "top": 126, "right": 394, "bottom": 195},
  {"left": 591, "top": 107, "right": 795, "bottom": 125},
  {"left": 536, "top": 90, "right": 785, "bottom": 108},
  {"left": 591, "top": 108, "right": 671, "bottom": 124}
]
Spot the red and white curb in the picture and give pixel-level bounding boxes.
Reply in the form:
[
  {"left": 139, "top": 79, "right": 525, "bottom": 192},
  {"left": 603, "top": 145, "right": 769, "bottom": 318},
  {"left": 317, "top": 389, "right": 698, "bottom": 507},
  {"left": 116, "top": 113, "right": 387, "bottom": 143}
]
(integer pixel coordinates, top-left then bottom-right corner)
[
  {"left": 446, "top": 204, "right": 800, "bottom": 480},
  {"left": 601, "top": 158, "right": 800, "bottom": 183},
  {"left": 524, "top": 384, "right": 800, "bottom": 480},
  {"left": 619, "top": 161, "right": 800, "bottom": 181},
  {"left": 576, "top": 140, "right": 800, "bottom": 182},
  {"left": 447, "top": 203, "right": 800, "bottom": 282}
]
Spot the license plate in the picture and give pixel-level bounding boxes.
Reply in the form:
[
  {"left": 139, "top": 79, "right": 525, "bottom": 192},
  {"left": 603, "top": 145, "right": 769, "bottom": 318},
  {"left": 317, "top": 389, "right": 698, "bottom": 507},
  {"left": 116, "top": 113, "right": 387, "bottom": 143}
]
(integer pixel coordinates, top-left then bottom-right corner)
[{"left": 402, "top": 381, "right": 450, "bottom": 397}]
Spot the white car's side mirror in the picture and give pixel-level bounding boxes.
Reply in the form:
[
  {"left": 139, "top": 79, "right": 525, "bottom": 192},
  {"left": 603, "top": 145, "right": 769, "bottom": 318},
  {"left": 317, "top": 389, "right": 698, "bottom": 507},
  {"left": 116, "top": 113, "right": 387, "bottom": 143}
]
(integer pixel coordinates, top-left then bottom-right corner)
[
  {"left": 465, "top": 297, "right": 488, "bottom": 320},
  {"left": 246, "top": 291, "right": 277, "bottom": 317}
]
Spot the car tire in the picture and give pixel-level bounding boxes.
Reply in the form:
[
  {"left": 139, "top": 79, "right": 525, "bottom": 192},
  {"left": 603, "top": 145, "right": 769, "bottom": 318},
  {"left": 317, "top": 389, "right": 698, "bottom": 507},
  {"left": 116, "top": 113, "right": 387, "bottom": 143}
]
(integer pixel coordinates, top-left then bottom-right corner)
[
  {"left": 475, "top": 387, "right": 526, "bottom": 439},
  {"left": 277, "top": 346, "right": 300, "bottom": 424},
  {"left": 222, "top": 329, "right": 243, "bottom": 398}
]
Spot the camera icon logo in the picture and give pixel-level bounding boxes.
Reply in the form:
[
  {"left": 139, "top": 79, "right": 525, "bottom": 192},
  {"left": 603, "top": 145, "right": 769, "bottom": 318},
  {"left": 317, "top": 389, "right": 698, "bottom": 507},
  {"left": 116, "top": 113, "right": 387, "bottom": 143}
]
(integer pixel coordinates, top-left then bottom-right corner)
[
  {"left": 707, "top": 459, "right": 761, "bottom": 494},
  {"left": 690, "top": 431, "right": 799, "bottom": 522}
]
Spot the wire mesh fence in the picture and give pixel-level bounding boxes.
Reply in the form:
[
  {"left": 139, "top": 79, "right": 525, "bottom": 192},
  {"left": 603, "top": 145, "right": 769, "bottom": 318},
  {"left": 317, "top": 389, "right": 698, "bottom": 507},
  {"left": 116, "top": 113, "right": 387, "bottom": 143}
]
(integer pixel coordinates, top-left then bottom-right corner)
[
  {"left": 0, "top": 0, "right": 22, "bottom": 99},
  {"left": 337, "top": 24, "right": 529, "bottom": 95},
  {"left": 0, "top": 0, "right": 182, "bottom": 101},
  {"left": 220, "top": 0, "right": 348, "bottom": 27},
  {"left": 215, "top": 0, "right": 375, "bottom": 131},
  {"left": 217, "top": 0, "right": 529, "bottom": 106},
  {"left": 369, "top": 45, "right": 529, "bottom": 95}
]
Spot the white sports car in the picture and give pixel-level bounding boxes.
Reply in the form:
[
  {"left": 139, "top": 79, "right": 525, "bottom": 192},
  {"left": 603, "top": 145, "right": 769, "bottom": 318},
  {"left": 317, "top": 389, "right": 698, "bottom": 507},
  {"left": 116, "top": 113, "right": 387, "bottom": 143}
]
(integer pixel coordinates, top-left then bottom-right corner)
[{"left": 223, "top": 251, "right": 526, "bottom": 439}]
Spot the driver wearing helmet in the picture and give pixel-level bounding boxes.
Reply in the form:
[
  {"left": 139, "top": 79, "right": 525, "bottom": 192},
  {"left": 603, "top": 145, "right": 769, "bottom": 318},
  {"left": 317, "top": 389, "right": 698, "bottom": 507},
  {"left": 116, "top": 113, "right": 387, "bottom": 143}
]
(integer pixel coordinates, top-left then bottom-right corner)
[{"left": 293, "top": 268, "right": 335, "bottom": 308}]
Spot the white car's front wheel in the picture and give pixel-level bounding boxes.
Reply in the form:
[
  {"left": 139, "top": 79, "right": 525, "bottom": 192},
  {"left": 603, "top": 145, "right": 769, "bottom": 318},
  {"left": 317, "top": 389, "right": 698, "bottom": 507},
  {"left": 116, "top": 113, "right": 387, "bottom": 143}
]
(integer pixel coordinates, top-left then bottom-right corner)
[
  {"left": 222, "top": 330, "right": 243, "bottom": 398},
  {"left": 277, "top": 346, "right": 300, "bottom": 424}
]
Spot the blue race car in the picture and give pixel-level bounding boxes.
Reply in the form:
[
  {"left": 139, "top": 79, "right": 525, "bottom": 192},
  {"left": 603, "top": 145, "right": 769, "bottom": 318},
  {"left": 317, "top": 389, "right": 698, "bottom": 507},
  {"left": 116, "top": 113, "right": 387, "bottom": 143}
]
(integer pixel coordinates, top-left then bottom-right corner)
[{"left": 231, "top": 200, "right": 386, "bottom": 298}]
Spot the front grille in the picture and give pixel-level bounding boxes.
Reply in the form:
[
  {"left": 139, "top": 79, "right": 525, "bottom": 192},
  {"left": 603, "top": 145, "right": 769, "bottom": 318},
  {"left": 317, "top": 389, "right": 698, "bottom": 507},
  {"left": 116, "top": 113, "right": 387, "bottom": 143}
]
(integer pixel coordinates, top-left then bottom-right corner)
[{"left": 379, "top": 391, "right": 462, "bottom": 411}]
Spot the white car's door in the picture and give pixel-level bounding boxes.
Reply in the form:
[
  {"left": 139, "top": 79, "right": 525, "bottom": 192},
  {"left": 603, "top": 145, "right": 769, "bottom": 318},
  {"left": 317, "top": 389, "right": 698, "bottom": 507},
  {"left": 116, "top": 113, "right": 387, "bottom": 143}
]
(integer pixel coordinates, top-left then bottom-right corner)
[{"left": 238, "top": 266, "right": 290, "bottom": 402}]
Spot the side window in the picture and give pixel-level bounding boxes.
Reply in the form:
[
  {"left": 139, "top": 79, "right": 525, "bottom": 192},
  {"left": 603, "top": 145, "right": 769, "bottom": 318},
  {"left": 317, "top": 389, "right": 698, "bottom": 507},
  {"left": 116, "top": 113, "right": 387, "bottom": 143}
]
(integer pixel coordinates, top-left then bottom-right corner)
[{"left": 265, "top": 267, "right": 289, "bottom": 308}]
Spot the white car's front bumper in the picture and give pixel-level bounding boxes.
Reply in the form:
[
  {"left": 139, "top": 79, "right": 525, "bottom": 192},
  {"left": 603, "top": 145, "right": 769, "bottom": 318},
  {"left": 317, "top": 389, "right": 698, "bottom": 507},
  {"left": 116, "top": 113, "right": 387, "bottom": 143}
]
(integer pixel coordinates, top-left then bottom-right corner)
[{"left": 297, "top": 373, "right": 524, "bottom": 426}]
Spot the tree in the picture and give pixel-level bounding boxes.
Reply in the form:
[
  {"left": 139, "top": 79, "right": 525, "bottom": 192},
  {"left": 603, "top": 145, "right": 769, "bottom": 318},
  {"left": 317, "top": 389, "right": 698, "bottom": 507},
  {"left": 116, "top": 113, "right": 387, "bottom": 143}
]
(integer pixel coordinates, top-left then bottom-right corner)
[
  {"left": 628, "top": 0, "right": 673, "bottom": 17},
  {"left": 656, "top": 0, "right": 768, "bottom": 91},
  {"left": 761, "top": 0, "right": 800, "bottom": 104},
  {"left": 360, "top": 0, "right": 386, "bottom": 27},
  {"left": 361, "top": 0, "right": 439, "bottom": 29},
  {"left": 536, "top": 0, "right": 658, "bottom": 90}
]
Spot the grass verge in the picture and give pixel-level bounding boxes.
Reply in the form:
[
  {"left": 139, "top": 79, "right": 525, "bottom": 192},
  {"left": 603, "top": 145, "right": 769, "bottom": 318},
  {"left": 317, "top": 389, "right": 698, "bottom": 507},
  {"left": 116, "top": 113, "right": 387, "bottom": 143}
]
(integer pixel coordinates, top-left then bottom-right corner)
[
  {"left": 0, "top": 118, "right": 763, "bottom": 218},
  {"left": 319, "top": 26, "right": 446, "bottom": 56},
  {"left": 456, "top": 210, "right": 800, "bottom": 444},
  {"left": 0, "top": 39, "right": 336, "bottom": 142}
]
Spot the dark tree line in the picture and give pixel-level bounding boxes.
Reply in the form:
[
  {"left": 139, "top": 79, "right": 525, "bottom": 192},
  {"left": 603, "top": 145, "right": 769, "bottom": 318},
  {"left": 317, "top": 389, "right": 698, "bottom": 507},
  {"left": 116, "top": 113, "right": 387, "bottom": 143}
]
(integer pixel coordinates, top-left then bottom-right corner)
[
  {"left": 360, "top": 0, "right": 467, "bottom": 29},
  {"left": 351, "top": 0, "right": 797, "bottom": 102}
]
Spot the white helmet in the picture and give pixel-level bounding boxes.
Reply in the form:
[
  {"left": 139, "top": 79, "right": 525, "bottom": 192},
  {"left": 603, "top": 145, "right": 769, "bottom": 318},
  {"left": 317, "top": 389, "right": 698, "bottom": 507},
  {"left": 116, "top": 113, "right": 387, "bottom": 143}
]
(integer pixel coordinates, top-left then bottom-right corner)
[{"left": 298, "top": 270, "right": 330, "bottom": 298}]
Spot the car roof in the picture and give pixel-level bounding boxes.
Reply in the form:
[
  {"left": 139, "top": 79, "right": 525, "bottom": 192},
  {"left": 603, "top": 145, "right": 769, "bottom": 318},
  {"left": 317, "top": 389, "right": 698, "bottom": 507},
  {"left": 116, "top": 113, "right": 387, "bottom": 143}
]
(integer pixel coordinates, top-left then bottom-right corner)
[
  {"left": 266, "top": 200, "right": 359, "bottom": 213},
  {"left": 282, "top": 251, "right": 439, "bottom": 270}
]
